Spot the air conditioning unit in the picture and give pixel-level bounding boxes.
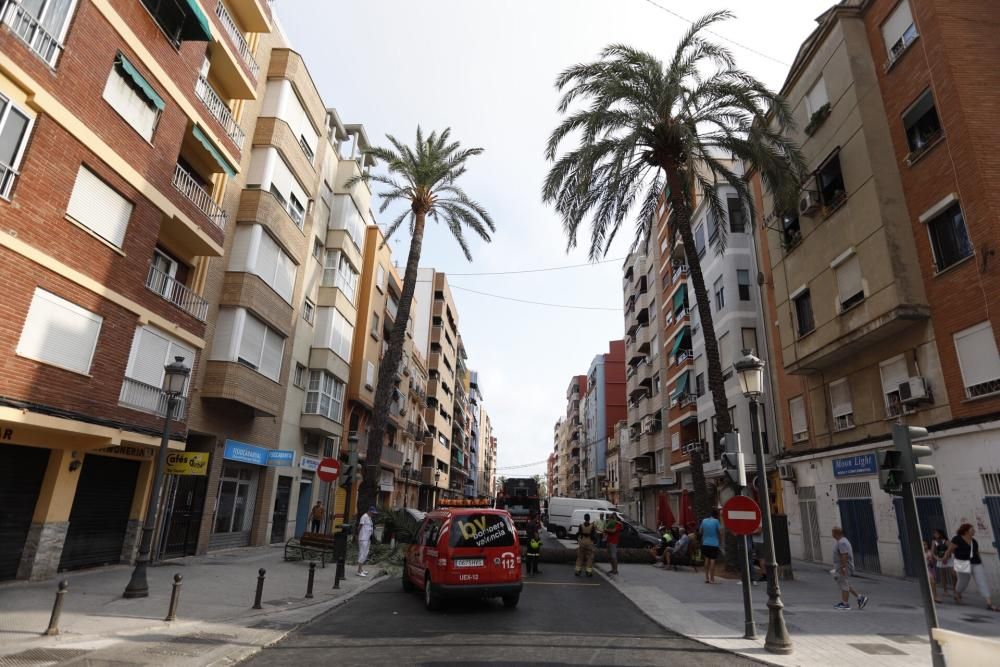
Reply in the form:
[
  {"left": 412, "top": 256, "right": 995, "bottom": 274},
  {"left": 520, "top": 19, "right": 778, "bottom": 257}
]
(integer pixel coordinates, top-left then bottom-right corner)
[
  {"left": 778, "top": 463, "right": 796, "bottom": 481},
  {"left": 799, "top": 190, "right": 820, "bottom": 216},
  {"left": 899, "top": 376, "right": 931, "bottom": 405}
]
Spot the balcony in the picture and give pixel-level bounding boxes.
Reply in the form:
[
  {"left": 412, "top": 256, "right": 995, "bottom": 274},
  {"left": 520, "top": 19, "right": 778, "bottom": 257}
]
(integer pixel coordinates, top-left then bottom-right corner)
[
  {"left": 300, "top": 411, "right": 341, "bottom": 436},
  {"left": 172, "top": 164, "right": 226, "bottom": 230},
  {"left": 380, "top": 446, "right": 404, "bottom": 469},
  {"left": 1, "top": 0, "right": 65, "bottom": 67},
  {"left": 215, "top": 1, "right": 259, "bottom": 80},
  {"left": 146, "top": 265, "right": 209, "bottom": 321},
  {"left": 201, "top": 361, "right": 282, "bottom": 416},
  {"left": 195, "top": 75, "right": 246, "bottom": 149},
  {"left": 119, "top": 377, "right": 187, "bottom": 419}
]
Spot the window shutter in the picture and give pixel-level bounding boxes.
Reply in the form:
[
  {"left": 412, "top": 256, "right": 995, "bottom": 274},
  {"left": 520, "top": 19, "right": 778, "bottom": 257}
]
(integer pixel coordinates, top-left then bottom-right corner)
[
  {"left": 228, "top": 224, "right": 255, "bottom": 272},
  {"left": 66, "top": 167, "right": 133, "bottom": 248},
  {"left": 17, "top": 289, "right": 103, "bottom": 374},
  {"left": 954, "top": 322, "right": 1000, "bottom": 388},
  {"left": 365, "top": 361, "right": 375, "bottom": 387},
  {"left": 719, "top": 332, "right": 732, "bottom": 370},
  {"left": 881, "top": 0, "right": 914, "bottom": 52},
  {"left": 805, "top": 78, "right": 828, "bottom": 114},
  {"left": 836, "top": 255, "right": 863, "bottom": 303},
  {"left": 255, "top": 231, "right": 280, "bottom": 282},
  {"left": 314, "top": 307, "right": 333, "bottom": 349},
  {"left": 259, "top": 329, "right": 284, "bottom": 381},
  {"left": 830, "top": 380, "right": 852, "bottom": 417},
  {"left": 210, "top": 308, "right": 236, "bottom": 360},
  {"left": 790, "top": 397, "right": 807, "bottom": 435},
  {"left": 128, "top": 326, "right": 170, "bottom": 387},
  {"left": 238, "top": 313, "right": 266, "bottom": 367},
  {"left": 879, "top": 355, "right": 909, "bottom": 395},
  {"left": 274, "top": 251, "right": 296, "bottom": 303}
]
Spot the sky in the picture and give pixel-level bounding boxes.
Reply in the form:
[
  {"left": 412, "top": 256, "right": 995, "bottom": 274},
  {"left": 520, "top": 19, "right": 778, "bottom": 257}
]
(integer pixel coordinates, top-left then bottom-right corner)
[{"left": 276, "top": 0, "right": 834, "bottom": 479}]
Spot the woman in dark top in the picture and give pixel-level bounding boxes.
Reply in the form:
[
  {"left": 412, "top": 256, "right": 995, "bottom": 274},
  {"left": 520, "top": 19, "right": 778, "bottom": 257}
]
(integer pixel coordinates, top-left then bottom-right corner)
[{"left": 944, "top": 523, "right": 998, "bottom": 611}]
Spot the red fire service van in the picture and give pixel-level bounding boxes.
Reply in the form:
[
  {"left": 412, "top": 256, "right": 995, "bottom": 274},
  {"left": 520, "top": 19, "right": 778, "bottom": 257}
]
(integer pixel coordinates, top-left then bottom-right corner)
[{"left": 403, "top": 505, "right": 523, "bottom": 610}]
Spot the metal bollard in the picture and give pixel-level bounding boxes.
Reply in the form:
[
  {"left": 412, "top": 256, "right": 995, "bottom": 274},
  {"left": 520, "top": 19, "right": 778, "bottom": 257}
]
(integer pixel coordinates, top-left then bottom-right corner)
[
  {"left": 305, "top": 562, "right": 316, "bottom": 599},
  {"left": 165, "top": 574, "right": 183, "bottom": 621},
  {"left": 252, "top": 568, "right": 266, "bottom": 609},
  {"left": 44, "top": 580, "right": 68, "bottom": 636}
]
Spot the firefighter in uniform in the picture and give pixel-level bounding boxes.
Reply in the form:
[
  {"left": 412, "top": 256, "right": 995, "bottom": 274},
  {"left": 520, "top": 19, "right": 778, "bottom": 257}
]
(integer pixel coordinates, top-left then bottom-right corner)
[{"left": 575, "top": 513, "right": 597, "bottom": 577}]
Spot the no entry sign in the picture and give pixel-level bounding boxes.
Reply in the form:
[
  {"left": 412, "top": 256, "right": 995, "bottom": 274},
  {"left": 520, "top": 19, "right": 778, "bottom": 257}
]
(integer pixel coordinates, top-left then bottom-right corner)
[
  {"left": 316, "top": 457, "right": 341, "bottom": 482},
  {"left": 722, "top": 495, "right": 762, "bottom": 536}
]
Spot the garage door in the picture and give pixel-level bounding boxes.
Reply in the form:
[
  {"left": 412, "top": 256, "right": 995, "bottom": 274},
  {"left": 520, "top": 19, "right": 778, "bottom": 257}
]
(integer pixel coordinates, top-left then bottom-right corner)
[
  {"left": 60, "top": 455, "right": 139, "bottom": 571},
  {"left": 0, "top": 444, "right": 50, "bottom": 580}
]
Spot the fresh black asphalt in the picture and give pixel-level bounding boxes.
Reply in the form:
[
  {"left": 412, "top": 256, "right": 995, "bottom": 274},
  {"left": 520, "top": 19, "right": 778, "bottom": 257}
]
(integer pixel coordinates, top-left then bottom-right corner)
[{"left": 244, "top": 563, "right": 762, "bottom": 666}]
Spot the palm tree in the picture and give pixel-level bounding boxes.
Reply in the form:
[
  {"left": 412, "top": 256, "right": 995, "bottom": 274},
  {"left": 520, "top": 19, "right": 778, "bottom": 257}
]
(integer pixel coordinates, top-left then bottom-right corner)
[
  {"left": 349, "top": 127, "right": 495, "bottom": 516},
  {"left": 543, "top": 11, "right": 803, "bottom": 522}
]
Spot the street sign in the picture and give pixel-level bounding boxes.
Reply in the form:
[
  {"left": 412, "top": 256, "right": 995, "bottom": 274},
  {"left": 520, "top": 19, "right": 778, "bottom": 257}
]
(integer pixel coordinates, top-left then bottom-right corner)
[
  {"left": 165, "top": 451, "right": 209, "bottom": 475},
  {"left": 722, "top": 495, "right": 762, "bottom": 536},
  {"left": 317, "top": 457, "right": 341, "bottom": 482}
]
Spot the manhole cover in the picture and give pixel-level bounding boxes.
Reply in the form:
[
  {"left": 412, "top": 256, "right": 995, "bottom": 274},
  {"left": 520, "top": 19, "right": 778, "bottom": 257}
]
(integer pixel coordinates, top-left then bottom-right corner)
[
  {"left": 849, "top": 643, "right": 907, "bottom": 656},
  {"left": 880, "top": 634, "right": 929, "bottom": 645},
  {"left": 0, "top": 648, "right": 90, "bottom": 666}
]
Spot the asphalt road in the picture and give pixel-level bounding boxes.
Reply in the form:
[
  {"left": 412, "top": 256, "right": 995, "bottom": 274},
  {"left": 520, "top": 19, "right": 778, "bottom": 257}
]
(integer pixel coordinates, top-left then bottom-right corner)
[{"left": 244, "top": 564, "right": 761, "bottom": 666}]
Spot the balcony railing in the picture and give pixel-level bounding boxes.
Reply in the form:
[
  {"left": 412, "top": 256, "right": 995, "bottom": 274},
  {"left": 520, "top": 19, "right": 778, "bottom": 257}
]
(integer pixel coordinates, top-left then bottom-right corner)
[
  {"left": 215, "top": 1, "right": 260, "bottom": 80},
  {"left": 0, "top": 160, "right": 18, "bottom": 200},
  {"left": 146, "top": 265, "right": 209, "bottom": 321},
  {"left": 675, "top": 349, "right": 693, "bottom": 365},
  {"left": 119, "top": 376, "right": 186, "bottom": 418},
  {"left": 172, "top": 164, "right": 227, "bottom": 230},
  {"left": 1, "top": 0, "right": 65, "bottom": 67},
  {"left": 195, "top": 75, "right": 246, "bottom": 149}
]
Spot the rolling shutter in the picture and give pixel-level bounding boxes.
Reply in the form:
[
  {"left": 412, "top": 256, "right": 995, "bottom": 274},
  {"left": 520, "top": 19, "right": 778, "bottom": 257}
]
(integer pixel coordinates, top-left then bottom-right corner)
[
  {"left": 260, "top": 329, "right": 284, "bottom": 381},
  {"left": 210, "top": 308, "right": 236, "bottom": 360},
  {"left": 830, "top": 380, "right": 853, "bottom": 418},
  {"left": 790, "top": 396, "right": 807, "bottom": 438},
  {"left": 238, "top": 313, "right": 266, "bottom": 368},
  {"left": 16, "top": 289, "right": 103, "bottom": 374},
  {"left": 273, "top": 251, "right": 296, "bottom": 303},
  {"left": 879, "top": 355, "right": 909, "bottom": 396},
  {"left": 835, "top": 254, "right": 863, "bottom": 304},
  {"left": 881, "top": 0, "right": 914, "bottom": 53},
  {"left": 954, "top": 322, "right": 1000, "bottom": 390},
  {"left": 65, "top": 167, "right": 133, "bottom": 248},
  {"left": 126, "top": 326, "right": 196, "bottom": 393}
]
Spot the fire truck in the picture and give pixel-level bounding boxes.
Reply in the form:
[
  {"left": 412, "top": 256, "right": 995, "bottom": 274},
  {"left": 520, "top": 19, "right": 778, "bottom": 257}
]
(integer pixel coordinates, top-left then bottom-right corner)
[{"left": 495, "top": 478, "right": 540, "bottom": 537}]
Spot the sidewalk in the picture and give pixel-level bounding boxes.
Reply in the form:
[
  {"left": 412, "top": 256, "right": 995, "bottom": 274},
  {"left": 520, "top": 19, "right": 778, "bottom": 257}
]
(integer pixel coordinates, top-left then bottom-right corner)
[
  {"left": 0, "top": 544, "right": 386, "bottom": 665},
  {"left": 600, "top": 558, "right": 1000, "bottom": 667}
]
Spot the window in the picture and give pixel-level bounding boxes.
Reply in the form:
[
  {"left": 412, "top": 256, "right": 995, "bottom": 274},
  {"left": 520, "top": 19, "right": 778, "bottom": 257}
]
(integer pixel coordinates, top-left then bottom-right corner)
[
  {"left": 713, "top": 276, "right": 725, "bottom": 311},
  {"left": 829, "top": 378, "right": 855, "bottom": 431},
  {"left": 650, "top": 334, "right": 658, "bottom": 358},
  {"left": 370, "top": 312, "right": 380, "bottom": 339},
  {"left": 879, "top": 355, "right": 910, "bottom": 418},
  {"left": 923, "top": 201, "right": 973, "bottom": 272},
  {"left": 652, "top": 373, "right": 660, "bottom": 396},
  {"left": 229, "top": 224, "right": 296, "bottom": 303},
  {"left": 707, "top": 210, "right": 719, "bottom": 244},
  {"left": 305, "top": 370, "right": 346, "bottom": 421},
  {"left": 314, "top": 307, "right": 354, "bottom": 362},
  {"left": 331, "top": 194, "right": 366, "bottom": 251},
  {"left": 120, "top": 325, "right": 194, "bottom": 413},
  {"left": 256, "top": 152, "right": 308, "bottom": 227},
  {"left": 65, "top": 166, "right": 133, "bottom": 248},
  {"left": 793, "top": 289, "right": 815, "bottom": 337},
  {"left": 16, "top": 288, "right": 102, "bottom": 375},
  {"left": 881, "top": 0, "right": 918, "bottom": 63},
  {"left": 375, "top": 264, "right": 386, "bottom": 292},
  {"left": 656, "top": 449, "right": 665, "bottom": 473},
  {"left": 737, "top": 269, "right": 751, "bottom": 301},
  {"left": 954, "top": 321, "right": 1000, "bottom": 399},
  {"left": 727, "top": 197, "right": 746, "bottom": 233},
  {"left": 903, "top": 90, "right": 942, "bottom": 156},
  {"left": 210, "top": 308, "right": 285, "bottom": 381},
  {"left": 671, "top": 432, "right": 680, "bottom": 451},
  {"left": 310, "top": 237, "right": 323, "bottom": 262},
  {"left": 102, "top": 54, "right": 163, "bottom": 141},
  {"left": 323, "top": 250, "right": 359, "bottom": 303},
  {"left": 698, "top": 419, "right": 707, "bottom": 443},
  {"left": 293, "top": 363, "right": 306, "bottom": 389},
  {"left": 365, "top": 361, "right": 375, "bottom": 390},
  {"left": 694, "top": 224, "right": 706, "bottom": 258},
  {"left": 0, "top": 94, "right": 33, "bottom": 199},
  {"left": 789, "top": 396, "right": 808, "bottom": 442},
  {"left": 834, "top": 252, "right": 865, "bottom": 311},
  {"left": 719, "top": 332, "right": 732, "bottom": 373},
  {"left": 302, "top": 298, "right": 315, "bottom": 324},
  {"left": 805, "top": 77, "right": 829, "bottom": 116},
  {"left": 816, "top": 152, "right": 846, "bottom": 209},
  {"left": 288, "top": 193, "right": 305, "bottom": 228},
  {"left": 6, "top": 0, "right": 78, "bottom": 66},
  {"left": 695, "top": 373, "right": 705, "bottom": 397},
  {"left": 781, "top": 211, "right": 801, "bottom": 248},
  {"left": 741, "top": 328, "right": 758, "bottom": 356},
  {"left": 449, "top": 513, "right": 514, "bottom": 548}
]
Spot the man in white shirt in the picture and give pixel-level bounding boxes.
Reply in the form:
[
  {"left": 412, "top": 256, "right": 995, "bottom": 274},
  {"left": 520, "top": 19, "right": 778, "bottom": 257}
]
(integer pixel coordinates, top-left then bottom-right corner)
[
  {"left": 357, "top": 506, "right": 376, "bottom": 577},
  {"left": 832, "top": 526, "right": 868, "bottom": 610}
]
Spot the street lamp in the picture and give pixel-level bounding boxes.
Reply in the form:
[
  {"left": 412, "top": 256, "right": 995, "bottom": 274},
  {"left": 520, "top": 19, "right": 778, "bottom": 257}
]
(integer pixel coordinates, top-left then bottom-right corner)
[
  {"left": 123, "top": 357, "right": 189, "bottom": 598},
  {"left": 633, "top": 472, "right": 644, "bottom": 528},
  {"left": 734, "top": 349, "right": 793, "bottom": 655},
  {"left": 402, "top": 458, "right": 411, "bottom": 510},
  {"left": 433, "top": 469, "right": 441, "bottom": 508}
]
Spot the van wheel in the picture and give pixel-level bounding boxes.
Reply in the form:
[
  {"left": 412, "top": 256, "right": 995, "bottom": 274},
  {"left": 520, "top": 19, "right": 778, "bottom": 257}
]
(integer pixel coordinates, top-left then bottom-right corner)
[
  {"left": 424, "top": 575, "right": 442, "bottom": 611},
  {"left": 502, "top": 593, "right": 520, "bottom": 608},
  {"left": 555, "top": 527, "right": 566, "bottom": 540},
  {"left": 402, "top": 562, "right": 415, "bottom": 592}
]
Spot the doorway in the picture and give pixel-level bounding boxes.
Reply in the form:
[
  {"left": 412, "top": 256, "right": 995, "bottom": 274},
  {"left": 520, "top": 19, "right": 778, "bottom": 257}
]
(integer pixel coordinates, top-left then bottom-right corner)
[
  {"left": 270, "top": 476, "right": 292, "bottom": 544},
  {"left": 60, "top": 455, "right": 139, "bottom": 571},
  {"left": 0, "top": 444, "right": 50, "bottom": 580},
  {"left": 209, "top": 463, "right": 258, "bottom": 550},
  {"left": 160, "top": 474, "right": 207, "bottom": 558},
  {"left": 836, "top": 481, "right": 881, "bottom": 574},
  {"left": 893, "top": 478, "right": 945, "bottom": 578},
  {"left": 295, "top": 480, "right": 313, "bottom": 537},
  {"left": 797, "top": 486, "right": 823, "bottom": 562}
]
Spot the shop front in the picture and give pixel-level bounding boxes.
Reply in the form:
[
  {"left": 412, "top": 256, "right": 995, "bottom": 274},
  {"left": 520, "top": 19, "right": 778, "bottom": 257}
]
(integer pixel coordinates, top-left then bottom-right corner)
[{"left": 209, "top": 440, "right": 268, "bottom": 551}]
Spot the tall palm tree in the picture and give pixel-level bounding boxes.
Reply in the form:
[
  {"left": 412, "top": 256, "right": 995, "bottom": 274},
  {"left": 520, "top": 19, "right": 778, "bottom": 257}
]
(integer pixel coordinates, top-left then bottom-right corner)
[
  {"left": 349, "top": 127, "right": 495, "bottom": 516},
  {"left": 543, "top": 11, "right": 803, "bottom": 522}
]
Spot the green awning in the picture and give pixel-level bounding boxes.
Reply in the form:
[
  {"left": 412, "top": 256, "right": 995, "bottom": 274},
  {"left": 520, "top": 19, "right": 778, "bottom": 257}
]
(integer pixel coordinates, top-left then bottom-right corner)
[
  {"left": 116, "top": 55, "right": 165, "bottom": 111},
  {"left": 670, "top": 327, "right": 689, "bottom": 357},
  {"left": 180, "top": 0, "right": 213, "bottom": 42},
  {"left": 191, "top": 124, "right": 236, "bottom": 177},
  {"left": 671, "top": 372, "right": 690, "bottom": 399},
  {"left": 673, "top": 284, "right": 687, "bottom": 314}
]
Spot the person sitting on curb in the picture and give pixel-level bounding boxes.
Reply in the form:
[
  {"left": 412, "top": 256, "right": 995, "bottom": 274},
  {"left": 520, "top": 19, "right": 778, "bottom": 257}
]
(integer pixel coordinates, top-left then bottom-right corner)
[
  {"left": 665, "top": 527, "right": 691, "bottom": 568},
  {"left": 649, "top": 524, "right": 673, "bottom": 567}
]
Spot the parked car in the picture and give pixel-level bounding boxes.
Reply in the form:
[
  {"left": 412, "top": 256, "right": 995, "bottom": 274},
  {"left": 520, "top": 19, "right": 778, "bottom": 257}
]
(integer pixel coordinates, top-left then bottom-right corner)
[
  {"left": 403, "top": 507, "right": 523, "bottom": 610},
  {"left": 546, "top": 496, "right": 617, "bottom": 539}
]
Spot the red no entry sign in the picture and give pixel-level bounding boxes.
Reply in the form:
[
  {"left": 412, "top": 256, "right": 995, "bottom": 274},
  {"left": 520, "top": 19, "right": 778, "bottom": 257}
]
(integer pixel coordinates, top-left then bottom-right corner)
[
  {"left": 722, "top": 495, "right": 762, "bottom": 535},
  {"left": 316, "top": 458, "right": 341, "bottom": 482}
]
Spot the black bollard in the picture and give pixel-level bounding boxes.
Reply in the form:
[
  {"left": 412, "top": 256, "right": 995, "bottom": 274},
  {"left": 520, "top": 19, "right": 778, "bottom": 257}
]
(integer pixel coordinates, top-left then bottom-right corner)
[
  {"left": 306, "top": 562, "right": 316, "bottom": 599},
  {"left": 165, "top": 574, "right": 183, "bottom": 621},
  {"left": 44, "top": 580, "right": 68, "bottom": 636},
  {"left": 252, "top": 568, "right": 266, "bottom": 610}
]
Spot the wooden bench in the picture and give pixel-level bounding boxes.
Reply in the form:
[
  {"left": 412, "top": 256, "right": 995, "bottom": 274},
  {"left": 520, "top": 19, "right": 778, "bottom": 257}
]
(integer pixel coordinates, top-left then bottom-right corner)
[{"left": 284, "top": 532, "right": 337, "bottom": 567}]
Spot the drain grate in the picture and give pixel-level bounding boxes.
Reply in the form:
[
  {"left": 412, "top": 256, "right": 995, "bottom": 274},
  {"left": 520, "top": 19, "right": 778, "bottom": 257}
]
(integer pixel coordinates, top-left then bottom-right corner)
[
  {"left": 0, "top": 648, "right": 90, "bottom": 666},
  {"left": 849, "top": 643, "right": 907, "bottom": 656},
  {"left": 880, "top": 634, "right": 929, "bottom": 645}
]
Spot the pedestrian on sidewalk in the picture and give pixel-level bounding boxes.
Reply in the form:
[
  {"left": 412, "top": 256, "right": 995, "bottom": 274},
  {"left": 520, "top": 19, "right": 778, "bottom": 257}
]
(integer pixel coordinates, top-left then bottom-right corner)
[
  {"left": 575, "top": 513, "right": 596, "bottom": 577},
  {"left": 831, "top": 527, "right": 868, "bottom": 610},
  {"left": 944, "top": 523, "right": 999, "bottom": 611},
  {"left": 357, "top": 506, "right": 376, "bottom": 577},
  {"left": 604, "top": 512, "right": 623, "bottom": 575},
  {"left": 932, "top": 528, "right": 954, "bottom": 594},
  {"left": 310, "top": 502, "right": 324, "bottom": 533},
  {"left": 924, "top": 540, "right": 942, "bottom": 603},
  {"left": 699, "top": 509, "right": 722, "bottom": 584}
]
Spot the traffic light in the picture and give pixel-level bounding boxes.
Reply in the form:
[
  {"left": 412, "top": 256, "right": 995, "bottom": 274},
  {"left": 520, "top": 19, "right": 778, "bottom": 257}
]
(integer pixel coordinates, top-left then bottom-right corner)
[
  {"left": 721, "top": 432, "right": 746, "bottom": 487},
  {"left": 878, "top": 449, "right": 904, "bottom": 496},
  {"left": 893, "top": 425, "right": 934, "bottom": 483}
]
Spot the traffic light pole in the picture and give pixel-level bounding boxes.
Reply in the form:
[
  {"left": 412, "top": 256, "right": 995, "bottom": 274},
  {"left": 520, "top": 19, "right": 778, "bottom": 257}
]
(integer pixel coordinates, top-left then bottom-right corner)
[{"left": 900, "top": 479, "right": 944, "bottom": 666}]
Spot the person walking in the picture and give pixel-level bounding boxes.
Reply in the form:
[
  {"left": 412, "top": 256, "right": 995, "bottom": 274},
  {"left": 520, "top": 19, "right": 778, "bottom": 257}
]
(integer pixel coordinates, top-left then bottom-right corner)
[
  {"left": 604, "top": 512, "right": 623, "bottom": 575},
  {"left": 944, "top": 523, "right": 999, "bottom": 611},
  {"left": 699, "top": 509, "right": 723, "bottom": 584},
  {"left": 924, "top": 540, "right": 942, "bottom": 603},
  {"left": 932, "top": 528, "right": 954, "bottom": 594},
  {"left": 831, "top": 526, "right": 869, "bottom": 610},
  {"left": 356, "top": 506, "right": 376, "bottom": 577},
  {"left": 575, "top": 513, "right": 597, "bottom": 577},
  {"left": 310, "top": 502, "right": 324, "bottom": 533}
]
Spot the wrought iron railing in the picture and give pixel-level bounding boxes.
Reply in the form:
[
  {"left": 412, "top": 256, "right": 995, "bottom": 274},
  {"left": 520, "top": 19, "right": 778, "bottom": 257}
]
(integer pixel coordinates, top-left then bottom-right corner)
[
  {"left": 1, "top": 0, "right": 64, "bottom": 67},
  {"left": 215, "top": 1, "right": 259, "bottom": 79},
  {"left": 172, "top": 164, "right": 226, "bottom": 230},
  {"left": 145, "top": 265, "right": 209, "bottom": 321},
  {"left": 195, "top": 75, "right": 245, "bottom": 149}
]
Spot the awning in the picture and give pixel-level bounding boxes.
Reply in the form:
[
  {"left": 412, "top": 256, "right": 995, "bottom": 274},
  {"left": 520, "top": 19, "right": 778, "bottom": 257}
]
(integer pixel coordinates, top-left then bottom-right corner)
[
  {"left": 116, "top": 55, "right": 165, "bottom": 111},
  {"left": 179, "top": 0, "right": 213, "bottom": 42},
  {"left": 669, "top": 327, "right": 689, "bottom": 357},
  {"left": 191, "top": 124, "right": 236, "bottom": 177},
  {"left": 673, "top": 285, "right": 687, "bottom": 314},
  {"left": 671, "top": 372, "right": 690, "bottom": 399}
]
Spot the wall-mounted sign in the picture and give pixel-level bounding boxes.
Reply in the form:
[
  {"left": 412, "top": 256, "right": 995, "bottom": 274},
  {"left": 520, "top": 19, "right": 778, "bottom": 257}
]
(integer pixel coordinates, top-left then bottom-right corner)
[
  {"left": 222, "top": 439, "right": 269, "bottom": 466},
  {"left": 97, "top": 444, "right": 155, "bottom": 459},
  {"left": 300, "top": 455, "right": 320, "bottom": 472},
  {"left": 166, "top": 451, "right": 209, "bottom": 475},
  {"left": 832, "top": 453, "right": 877, "bottom": 478},
  {"left": 267, "top": 450, "right": 295, "bottom": 467}
]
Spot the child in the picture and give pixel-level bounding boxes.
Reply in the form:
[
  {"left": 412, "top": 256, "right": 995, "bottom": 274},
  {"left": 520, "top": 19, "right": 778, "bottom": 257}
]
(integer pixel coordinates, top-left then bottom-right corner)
[
  {"left": 932, "top": 528, "right": 953, "bottom": 594},
  {"left": 924, "top": 540, "right": 941, "bottom": 603}
]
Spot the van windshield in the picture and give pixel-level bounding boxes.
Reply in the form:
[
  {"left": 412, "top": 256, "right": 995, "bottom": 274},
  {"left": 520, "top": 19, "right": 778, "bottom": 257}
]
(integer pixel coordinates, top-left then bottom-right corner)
[{"left": 450, "top": 513, "right": 516, "bottom": 548}]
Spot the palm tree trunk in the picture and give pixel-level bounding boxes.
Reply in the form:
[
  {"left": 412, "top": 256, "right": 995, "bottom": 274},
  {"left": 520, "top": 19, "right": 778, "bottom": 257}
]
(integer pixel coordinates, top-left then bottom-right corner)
[{"left": 357, "top": 212, "right": 427, "bottom": 516}]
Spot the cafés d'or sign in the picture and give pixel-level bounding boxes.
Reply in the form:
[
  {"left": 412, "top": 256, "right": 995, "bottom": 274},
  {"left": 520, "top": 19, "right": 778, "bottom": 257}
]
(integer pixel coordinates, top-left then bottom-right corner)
[{"left": 165, "top": 451, "right": 210, "bottom": 476}]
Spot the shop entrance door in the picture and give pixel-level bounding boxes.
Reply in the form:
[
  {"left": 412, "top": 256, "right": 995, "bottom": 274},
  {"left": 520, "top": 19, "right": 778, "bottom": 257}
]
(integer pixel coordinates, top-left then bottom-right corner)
[{"left": 0, "top": 444, "right": 50, "bottom": 580}]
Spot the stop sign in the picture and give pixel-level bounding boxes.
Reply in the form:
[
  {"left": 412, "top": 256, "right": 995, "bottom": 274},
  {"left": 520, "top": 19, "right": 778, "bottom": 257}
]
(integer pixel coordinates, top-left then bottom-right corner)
[
  {"left": 722, "top": 495, "right": 762, "bottom": 535},
  {"left": 316, "top": 458, "right": 341, "bottom": 483}
]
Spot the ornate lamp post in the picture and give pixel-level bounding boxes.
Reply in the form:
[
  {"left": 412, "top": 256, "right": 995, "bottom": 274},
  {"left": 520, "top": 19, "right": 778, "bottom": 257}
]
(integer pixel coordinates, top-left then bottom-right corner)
[
  {"left": 433, "top": 469, "right": 441, "bottom": 508},
  {"left": 123, "top": 357, "right": 190, "bottom": 598},
  {"left": 734, "top": 350, "right": 793, "bottom": 655},
  {"left": 402, "top": 458, "right": 411, "bottom": 510}
]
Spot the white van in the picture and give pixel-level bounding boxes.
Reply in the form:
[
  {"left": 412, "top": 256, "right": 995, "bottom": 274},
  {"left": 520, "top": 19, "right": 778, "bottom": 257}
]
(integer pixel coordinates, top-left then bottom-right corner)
[{"left": 546, "top": 497, "right": 617, "bottom": 539}]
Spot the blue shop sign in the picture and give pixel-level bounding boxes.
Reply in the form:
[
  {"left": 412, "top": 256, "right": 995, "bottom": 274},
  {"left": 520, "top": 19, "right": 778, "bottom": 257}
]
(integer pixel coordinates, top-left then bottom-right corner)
[
  {"left": 267, "top": 450, "right": 295, "bottom": 467},
  {"left": 832, "top": 453, "right": 878, "bottom": 478},
  {"left": 223, "top": 439, "right": 269, "bottom": 466}
]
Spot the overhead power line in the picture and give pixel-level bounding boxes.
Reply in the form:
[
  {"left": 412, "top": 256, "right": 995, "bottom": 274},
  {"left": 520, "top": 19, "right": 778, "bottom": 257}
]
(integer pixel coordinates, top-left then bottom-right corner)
[
  {"left": 447, "top": 257, "right": 626, "bottom": 276},
  {"left": 449, "top": 284, "right": 622, "bottom": 311},
  {"left": 497, "top": 459, "right": 550, "bottom": 470}
]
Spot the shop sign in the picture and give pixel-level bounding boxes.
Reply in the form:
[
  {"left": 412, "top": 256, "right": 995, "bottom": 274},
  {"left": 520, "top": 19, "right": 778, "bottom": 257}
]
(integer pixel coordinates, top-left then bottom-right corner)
[
  {"left": 832, "top": 452, "right": 877, "bottom": 478},
  {"left": 98, "top": 444, "right": 154, "bottom": 459},
  {"left": 222, "top": 439, "right": 269, "bottom": 466},
  {"left": 380, "top": 469, "right": 394, "bottom": 491},
  {"left": 300, "top": 455, "right": 320, "bottom": 472},
  {"left": 165, "top": 451, "right": 209, "bottom": 475},
  {"left": 1, "top": 427, "right": 13, "bottom": 441},
  {"left": 267, "top": 450, "right": 295, "bottom": 467}
]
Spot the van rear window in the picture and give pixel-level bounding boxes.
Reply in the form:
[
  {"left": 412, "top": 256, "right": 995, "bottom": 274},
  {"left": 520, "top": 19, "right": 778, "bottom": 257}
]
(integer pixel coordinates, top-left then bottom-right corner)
[{"left": 450, "top": 514, "right": 515, "bottom": 548}]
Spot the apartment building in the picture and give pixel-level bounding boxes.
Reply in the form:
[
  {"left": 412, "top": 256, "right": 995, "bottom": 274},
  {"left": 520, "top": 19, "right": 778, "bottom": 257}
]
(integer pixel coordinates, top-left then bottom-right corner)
[
  {"left": 605, "top": 419, "right": 626, "bottom": 506},
  {"left": 564, "top": 374, "right": 587, "bottom": 497},
  {"left": 551, "top": 418, "right": 566, "bottom": 497},
  {"left": 450, "top": 337, "right": 472, "bottom": 497},
  {"left": 468, "top": 369, "right": 483, "bottom": 497},
  {"left": 480, "top": 406, "right": 496, "bottom": 497},
  {"left": 396, "top": 349, "right": 429, "bottom": 509},
  {"left": 581, "top": 340, "right": 626, "bottom": 497},
  {"left": 0, "top": 0, "right": 271, "bottom": 580}
]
